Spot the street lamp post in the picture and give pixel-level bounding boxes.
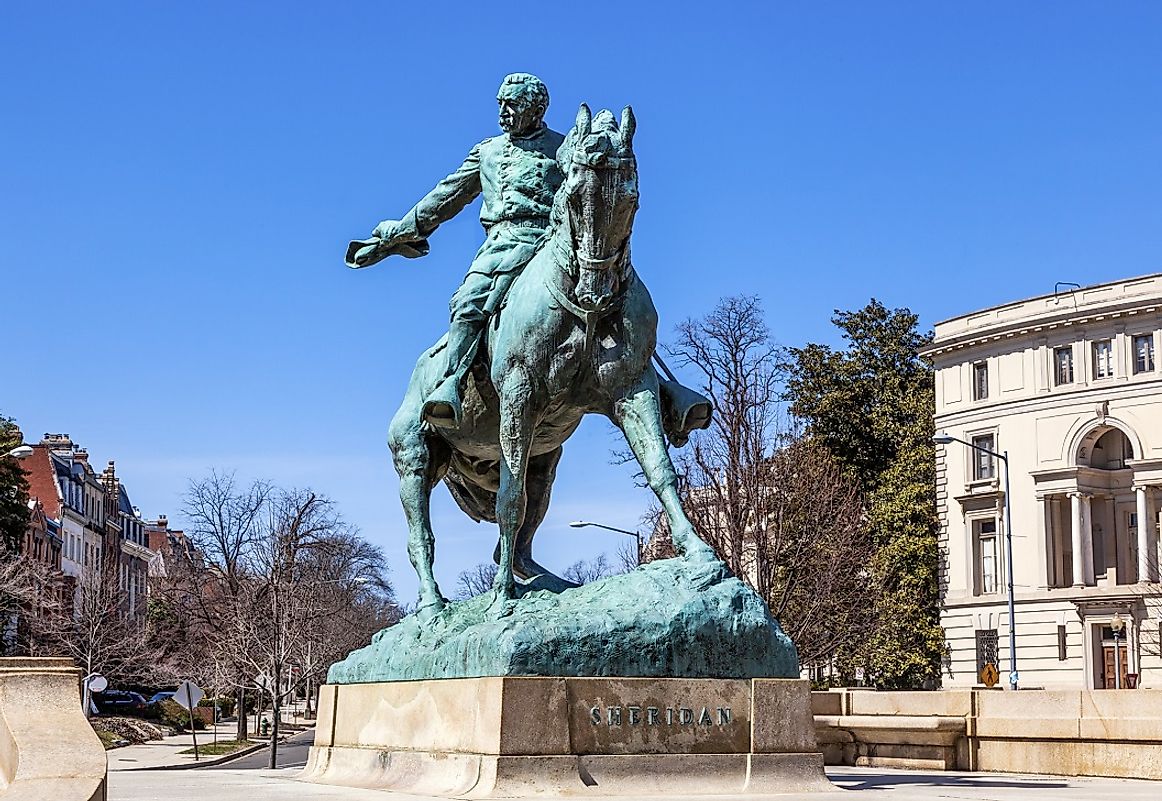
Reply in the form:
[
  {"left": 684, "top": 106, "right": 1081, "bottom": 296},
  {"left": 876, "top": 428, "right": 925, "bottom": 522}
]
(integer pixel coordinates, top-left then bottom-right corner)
[
  {"left": 569, "top": 521, "right": 643, "bottom": 565},
  {"left": 934, "top": 431, "right": 1019, "bottom": 691},
  {"left": 1111, "top": 612, "right": 1125, "bottom": 689}
]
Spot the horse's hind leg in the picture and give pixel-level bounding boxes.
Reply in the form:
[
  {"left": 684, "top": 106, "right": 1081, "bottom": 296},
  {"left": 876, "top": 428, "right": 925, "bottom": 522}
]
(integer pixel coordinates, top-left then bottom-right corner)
[
  {"left": 389, "top": 405, "right": 450, "bottom": 621},
  {"left": 494, "top": 446, "right": 579, "bottom": 592},
  {"left": 610, "top": 369, "right": 715, "bottom": 561}
]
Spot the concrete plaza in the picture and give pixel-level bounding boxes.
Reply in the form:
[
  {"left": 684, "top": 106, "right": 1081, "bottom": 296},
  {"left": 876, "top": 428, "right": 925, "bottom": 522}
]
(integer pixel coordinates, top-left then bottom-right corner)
[{"left": 108, "top": 765, "right": 1161, "bottom": 801}]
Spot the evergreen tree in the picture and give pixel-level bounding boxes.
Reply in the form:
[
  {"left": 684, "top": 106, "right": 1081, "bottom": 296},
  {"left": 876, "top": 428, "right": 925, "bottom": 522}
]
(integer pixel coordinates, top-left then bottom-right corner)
[
  {"left": 783, "top": 300, "right": 944, "bottom": 688},
  {"left": 0, "top": 415, "right": 30, "bottom": 556}
]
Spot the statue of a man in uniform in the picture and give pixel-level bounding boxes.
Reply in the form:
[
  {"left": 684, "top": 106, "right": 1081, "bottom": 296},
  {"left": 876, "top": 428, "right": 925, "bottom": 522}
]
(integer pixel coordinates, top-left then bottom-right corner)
[{"left": 347, "top": 73, "right": 565, "bottom": 428}]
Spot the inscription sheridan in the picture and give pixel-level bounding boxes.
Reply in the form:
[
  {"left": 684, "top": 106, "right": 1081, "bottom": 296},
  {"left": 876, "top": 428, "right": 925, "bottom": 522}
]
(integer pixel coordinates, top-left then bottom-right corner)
[{"left": 589, "top": 704, "right": 732, "bottom": 727}]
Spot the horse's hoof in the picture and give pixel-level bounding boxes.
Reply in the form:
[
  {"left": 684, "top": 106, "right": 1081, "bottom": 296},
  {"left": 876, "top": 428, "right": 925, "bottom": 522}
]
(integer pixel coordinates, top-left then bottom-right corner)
[
  {"left": 415, "top": 596, "right": 447, "bottom": 624},
  {"left": 485, "top": 589, "right": 517, "bottom": 619}
]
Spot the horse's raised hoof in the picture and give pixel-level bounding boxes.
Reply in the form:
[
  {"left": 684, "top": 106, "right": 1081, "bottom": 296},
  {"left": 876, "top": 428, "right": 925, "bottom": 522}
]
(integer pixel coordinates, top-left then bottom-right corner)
[{"left": 518, "top": 571, "right": 581, "bottom": 594}]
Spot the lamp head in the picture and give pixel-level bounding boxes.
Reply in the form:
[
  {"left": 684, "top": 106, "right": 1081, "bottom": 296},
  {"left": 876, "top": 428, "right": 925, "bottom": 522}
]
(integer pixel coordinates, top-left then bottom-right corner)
[
  {"left": 4, "top": 445, "right": 33, "bottom": 460},
  {"left": 569, "top": 521, "right": 589, "bottom": 528},
  {"left": 1111, "top": 612, "right": 1125, "bottom": 633},
  {"left": 932, "top": 432, "right": 954, "bottom": 445}
]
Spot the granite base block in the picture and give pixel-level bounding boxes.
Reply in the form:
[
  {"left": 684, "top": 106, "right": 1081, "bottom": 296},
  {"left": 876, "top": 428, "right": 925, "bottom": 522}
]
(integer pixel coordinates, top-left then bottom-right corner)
[{"left": 302, "top": 677, "right": 833, "bottom": 797}]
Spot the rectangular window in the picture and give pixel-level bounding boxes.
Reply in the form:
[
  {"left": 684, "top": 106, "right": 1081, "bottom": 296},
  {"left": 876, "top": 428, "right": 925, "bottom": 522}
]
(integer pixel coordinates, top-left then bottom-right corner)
[
  {"left": 1054, "top": 346, "right": 1074, "bottom": 385},
  {"left": 972, "top": 434, "right": 996, "bottom": 480},
  {"left": 975, "top": 519, "right": 999, "bottom": 594},
  {"left": 975, "top": 628, "right": 1000, "bottom": 674},
  {"left": 973, "top": 362, "right": 989, "bottom": 401},
  {"left": 1093, "top": 339, "right": 1114, "bottom": 379},
  {"left": 1133, "top": 334, "right": 1155, "bottom": 374},
  {"left": 1057, "top": 625, "right": 1068, "bottom": 661}
]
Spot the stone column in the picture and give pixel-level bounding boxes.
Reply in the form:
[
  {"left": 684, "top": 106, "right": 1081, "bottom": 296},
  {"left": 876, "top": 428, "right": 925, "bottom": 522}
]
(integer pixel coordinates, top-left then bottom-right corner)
[
  {"left": 1137, "top": 486, "right": 1152, "bottom": 583},
  {"left": 1082, "top": 494, "right": 1095, "bottom": 585},
  {"left": 1070, "top": 492, "right": 1086, "bottom": 587}
]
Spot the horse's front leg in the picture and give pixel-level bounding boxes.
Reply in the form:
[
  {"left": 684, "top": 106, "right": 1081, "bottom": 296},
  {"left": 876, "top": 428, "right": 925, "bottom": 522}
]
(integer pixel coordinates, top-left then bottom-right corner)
[
  {"left": 492, "top": 367, "right": 537, "bottom": 613},
  {"left": 610, "top": 369, "right": 715, "bottom": 561},
  {"left": 388, "top": 405, "right": 450, "bottom": 622}
]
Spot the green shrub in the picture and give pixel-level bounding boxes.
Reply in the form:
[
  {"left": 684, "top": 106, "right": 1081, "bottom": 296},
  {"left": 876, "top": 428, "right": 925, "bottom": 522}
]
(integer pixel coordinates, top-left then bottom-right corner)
[{"left": 157, "top": 699, "right": 206, "bottom": 732}]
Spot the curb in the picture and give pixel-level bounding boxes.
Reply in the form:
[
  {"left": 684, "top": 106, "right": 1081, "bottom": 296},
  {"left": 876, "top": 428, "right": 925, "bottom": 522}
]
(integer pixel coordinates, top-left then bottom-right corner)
[{"left": 126, "top": 740, "right": 271, "bottom": 771}]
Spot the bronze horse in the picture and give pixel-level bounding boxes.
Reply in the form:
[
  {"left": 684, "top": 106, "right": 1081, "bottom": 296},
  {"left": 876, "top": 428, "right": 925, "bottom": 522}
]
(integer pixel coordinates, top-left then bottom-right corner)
[{"left": 388, "top": 105, "right": 714, "bottom": 619}]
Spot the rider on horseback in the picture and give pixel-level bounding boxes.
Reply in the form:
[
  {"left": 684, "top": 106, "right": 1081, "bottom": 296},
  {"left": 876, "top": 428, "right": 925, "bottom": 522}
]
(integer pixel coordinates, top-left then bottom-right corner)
[
  {"left": 348, "top": 73, "right": 711, "bottom": 443},
  {"left": 357, "top": 73, "right": 565, "bottom": 429}
]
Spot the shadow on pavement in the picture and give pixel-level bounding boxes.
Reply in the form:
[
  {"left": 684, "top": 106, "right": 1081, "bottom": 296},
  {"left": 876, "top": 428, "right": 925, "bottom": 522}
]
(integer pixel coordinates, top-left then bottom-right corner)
[{"left": 829, "top": 770, "right": 1069, "bottom": 792}]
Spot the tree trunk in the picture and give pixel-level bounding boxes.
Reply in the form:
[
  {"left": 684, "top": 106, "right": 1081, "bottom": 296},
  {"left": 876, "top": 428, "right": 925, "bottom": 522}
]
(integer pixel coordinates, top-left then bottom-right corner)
[
  {"left": 236, "top": 687, "right": 248, "bottom": 742},
  {"left": 267, "top": 672, "right": 281, "bottom": 769}
]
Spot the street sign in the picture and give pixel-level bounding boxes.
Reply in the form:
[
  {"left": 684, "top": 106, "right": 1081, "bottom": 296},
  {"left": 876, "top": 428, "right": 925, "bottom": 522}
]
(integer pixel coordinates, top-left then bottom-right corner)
[
  {"left": 255, "top": 673, "right": 273, "bottom": 692},
  {"left": 174, "top": 680, "right": 204, "bottom": 708},
  {"left": 174, "top": 680, "right": 205, "bottom": 761},
  {"left": 87, "top": 674, "right": 108, "bottom": 693},
  {"left": 979, "top": 663, "right": 1000, "bottom": 688}
]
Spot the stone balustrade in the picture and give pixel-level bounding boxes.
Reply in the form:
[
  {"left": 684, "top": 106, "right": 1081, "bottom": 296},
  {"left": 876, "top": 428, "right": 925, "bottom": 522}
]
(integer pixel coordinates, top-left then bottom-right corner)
[
  {"left": 0, "top": 658, "right": 106, "bottom": 801},
  {"left": 812, "top": 688, "right": 1162, "bottom": 780}
]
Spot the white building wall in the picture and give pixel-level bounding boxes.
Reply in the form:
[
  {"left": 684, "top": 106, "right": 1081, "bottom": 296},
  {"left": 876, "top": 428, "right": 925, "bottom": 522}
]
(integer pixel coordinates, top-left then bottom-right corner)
[{"left": 930, "top": 274, "right": 1162, "bottom": 690}]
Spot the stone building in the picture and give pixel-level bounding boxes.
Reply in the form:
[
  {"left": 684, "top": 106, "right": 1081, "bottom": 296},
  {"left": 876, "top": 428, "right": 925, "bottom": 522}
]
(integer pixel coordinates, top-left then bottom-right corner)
[
  {"left": 23, "top": 435, "right": 157, "bottom": 620},
  {"left": 927, "top": 273, "right": 1162, "bottom": 690}
]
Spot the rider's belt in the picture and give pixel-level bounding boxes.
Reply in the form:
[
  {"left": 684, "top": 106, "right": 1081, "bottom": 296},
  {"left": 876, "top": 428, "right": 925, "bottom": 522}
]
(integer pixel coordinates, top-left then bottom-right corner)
[{"left": 487, "top": 217, "right": 550, "bottom": 232}]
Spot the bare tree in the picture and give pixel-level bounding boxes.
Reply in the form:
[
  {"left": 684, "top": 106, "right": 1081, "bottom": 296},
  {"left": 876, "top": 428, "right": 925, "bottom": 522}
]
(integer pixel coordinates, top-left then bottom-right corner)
[
  {"left": 454, "top": 562, "right": 498, "bottom": 600},
  {"left": 176, "top": 478, "right": 397, "bottom": 766},
  {"left": 663, "top": 295, "right": 877, "bottom": 669},
  {"left": 30, "top": 564, "right": 157, "bottom": 686},
  {"left": 562, "top": 553, "right": 619, "bottom": 585},
  {"left": 178, "top": 471, "right": 273, "bottom": 742}
]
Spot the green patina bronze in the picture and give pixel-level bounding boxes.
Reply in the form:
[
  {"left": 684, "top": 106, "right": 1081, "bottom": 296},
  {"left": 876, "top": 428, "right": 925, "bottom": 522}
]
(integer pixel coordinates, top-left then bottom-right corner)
[
  {"left": 336, "top": 74, "right": 797, "bottom": 681},
  {"left": 329, "top": 554, "right": 798, "bottom": 683}
]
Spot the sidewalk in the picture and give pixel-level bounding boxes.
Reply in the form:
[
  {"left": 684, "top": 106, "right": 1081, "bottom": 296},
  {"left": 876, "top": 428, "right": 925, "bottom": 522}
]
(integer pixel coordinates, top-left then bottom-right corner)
[
  {"left": 106, "top": 721, "right": 267, "bottom": 771},
  {"left": 108, "top": 766, "right": 1162, "bottom": 801}
]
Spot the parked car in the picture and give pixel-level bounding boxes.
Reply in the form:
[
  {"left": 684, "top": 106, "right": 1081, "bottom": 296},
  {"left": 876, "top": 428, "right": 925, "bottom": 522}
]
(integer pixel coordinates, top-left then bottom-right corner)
[
  {"left": 93, "top": 690, "right": 148, "bottom": 715},
  {"left": 148, "top": 691, "right": 176, "bottom": 706}
]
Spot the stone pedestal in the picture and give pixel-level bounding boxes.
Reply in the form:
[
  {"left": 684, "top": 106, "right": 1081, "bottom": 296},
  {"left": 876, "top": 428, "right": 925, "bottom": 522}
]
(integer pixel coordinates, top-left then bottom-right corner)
[{"left": 303, "top": 677, "right": 832, "bottom": 798}]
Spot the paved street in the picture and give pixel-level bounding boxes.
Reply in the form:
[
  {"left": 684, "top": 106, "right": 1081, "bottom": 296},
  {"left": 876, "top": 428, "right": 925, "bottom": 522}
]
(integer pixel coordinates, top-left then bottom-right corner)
[
  {"left": 108, "top": 765, "right": 1162, "bottom": 800},
  {"left": 205, "top": 728, "right": 315, "bottom": 770}
]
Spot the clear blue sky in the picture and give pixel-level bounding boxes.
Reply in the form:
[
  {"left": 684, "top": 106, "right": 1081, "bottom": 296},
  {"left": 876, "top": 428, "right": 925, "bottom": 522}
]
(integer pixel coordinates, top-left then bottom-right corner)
[{"left": 3, "top": 3, "right": 1160, "bottom": 603}]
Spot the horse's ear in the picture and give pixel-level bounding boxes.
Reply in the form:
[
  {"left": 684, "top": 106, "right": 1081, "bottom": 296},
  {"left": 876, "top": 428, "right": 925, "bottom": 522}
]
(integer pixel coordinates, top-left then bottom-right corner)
[
  {"left": 575, "top": 103, "right": 592, "bottom": 137},
  {"left": 619, "top": 105, "right": 636, "bottom": 151}
]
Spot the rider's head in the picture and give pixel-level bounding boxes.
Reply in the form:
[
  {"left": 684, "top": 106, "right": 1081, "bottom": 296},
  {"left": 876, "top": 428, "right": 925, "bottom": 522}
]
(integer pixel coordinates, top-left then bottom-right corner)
[{"left": 497, "top": 73, "right": 548, "bottom": 137}]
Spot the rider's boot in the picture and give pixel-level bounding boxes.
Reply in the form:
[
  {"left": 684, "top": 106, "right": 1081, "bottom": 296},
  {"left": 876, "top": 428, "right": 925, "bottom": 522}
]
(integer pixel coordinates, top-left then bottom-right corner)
[{"left": 423, "top": 320, "right": 479, "bottom": 429}]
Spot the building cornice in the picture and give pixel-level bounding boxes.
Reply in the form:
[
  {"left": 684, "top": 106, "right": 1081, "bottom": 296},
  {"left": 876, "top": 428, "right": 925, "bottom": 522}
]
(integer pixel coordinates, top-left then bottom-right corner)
[{"left": 924, "top": 274, "right": 1162, "bottom": 358}]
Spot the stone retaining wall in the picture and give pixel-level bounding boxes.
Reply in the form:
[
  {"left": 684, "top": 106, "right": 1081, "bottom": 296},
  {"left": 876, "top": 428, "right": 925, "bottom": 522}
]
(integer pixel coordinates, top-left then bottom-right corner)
[{"left": 812, "top": 688, "right": 1162, "bottom": 780}]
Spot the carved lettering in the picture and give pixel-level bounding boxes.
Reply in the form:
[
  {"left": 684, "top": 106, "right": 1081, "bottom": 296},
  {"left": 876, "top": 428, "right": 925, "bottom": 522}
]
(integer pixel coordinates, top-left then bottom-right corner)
[{"left": 586, "top": 702, "right": 736, "bottom": 728}]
